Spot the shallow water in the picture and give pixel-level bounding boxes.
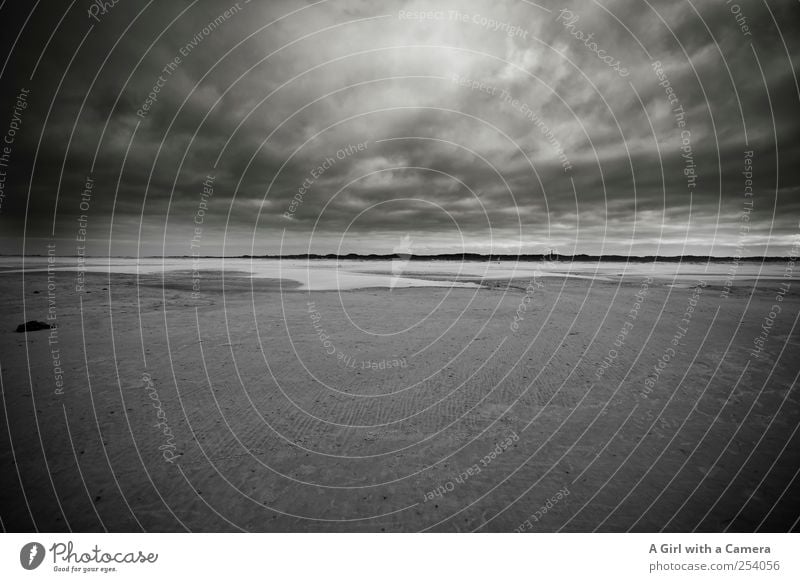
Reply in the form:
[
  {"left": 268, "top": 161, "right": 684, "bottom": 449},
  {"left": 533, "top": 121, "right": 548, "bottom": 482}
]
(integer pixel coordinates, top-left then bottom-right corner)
[{"left": 0, "top": 257, "right": 793, "bottom": 291}]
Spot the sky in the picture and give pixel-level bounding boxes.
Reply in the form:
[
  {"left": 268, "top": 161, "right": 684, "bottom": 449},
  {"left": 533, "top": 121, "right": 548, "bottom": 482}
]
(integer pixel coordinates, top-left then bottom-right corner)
[{"left": 0, "top": 0, "right": 798, "bottom": 257}]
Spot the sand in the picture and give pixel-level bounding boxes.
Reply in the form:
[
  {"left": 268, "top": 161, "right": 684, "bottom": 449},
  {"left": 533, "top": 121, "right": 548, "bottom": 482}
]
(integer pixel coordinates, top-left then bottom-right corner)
[{"left": 1, "top": 266, "right": 798, "bottom": 532}]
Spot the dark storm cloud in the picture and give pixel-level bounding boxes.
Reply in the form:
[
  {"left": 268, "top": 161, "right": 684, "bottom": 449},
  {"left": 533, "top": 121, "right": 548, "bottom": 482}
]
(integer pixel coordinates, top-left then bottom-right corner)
[{"left": 0, "top": 0, "right": 798, "bottom": 256}]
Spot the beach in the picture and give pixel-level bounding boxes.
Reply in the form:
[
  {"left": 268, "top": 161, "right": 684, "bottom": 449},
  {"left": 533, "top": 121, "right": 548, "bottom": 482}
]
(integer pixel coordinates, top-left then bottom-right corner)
[{"left": 1, "top": 263, "right": 798, "bottom": 532}]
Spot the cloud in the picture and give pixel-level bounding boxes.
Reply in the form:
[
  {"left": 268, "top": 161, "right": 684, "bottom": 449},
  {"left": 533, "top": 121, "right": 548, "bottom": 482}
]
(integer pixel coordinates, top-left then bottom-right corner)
[{"left": 0, "top": 0, "right": 798, "bottom": 256}]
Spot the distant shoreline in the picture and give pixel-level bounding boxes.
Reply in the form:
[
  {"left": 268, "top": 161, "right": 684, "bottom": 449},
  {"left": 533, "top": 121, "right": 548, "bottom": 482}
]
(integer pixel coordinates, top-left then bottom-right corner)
[{"left": 2, "top": 253, "right": 790, "bottom": 262}]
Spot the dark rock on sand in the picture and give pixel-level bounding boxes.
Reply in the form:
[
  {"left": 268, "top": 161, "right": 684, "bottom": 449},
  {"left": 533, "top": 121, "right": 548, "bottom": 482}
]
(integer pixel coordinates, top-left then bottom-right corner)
[{"left": 15, "top": 320, "right": 52, "bottom": 333}]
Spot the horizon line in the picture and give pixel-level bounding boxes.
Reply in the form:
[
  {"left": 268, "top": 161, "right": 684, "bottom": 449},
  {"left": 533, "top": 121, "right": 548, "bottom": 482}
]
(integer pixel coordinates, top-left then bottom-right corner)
[{"left": 2, "top": 253, "right": 793, "bottom": 261}]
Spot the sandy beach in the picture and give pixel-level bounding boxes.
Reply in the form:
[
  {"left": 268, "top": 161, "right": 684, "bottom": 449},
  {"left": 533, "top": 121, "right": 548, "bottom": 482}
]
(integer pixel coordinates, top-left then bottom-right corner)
[
  {"left": 1, "top": 264, "right": 798, "bottom": 532},
  {"left": 3, "top": 3, "right": 800, "bottom": 579}
]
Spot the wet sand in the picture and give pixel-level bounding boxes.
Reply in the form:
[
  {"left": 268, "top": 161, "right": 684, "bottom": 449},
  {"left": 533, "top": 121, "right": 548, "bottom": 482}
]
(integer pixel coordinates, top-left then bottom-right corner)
[{"left": 1, "top": 268, "right": 798, "bottom": 532}]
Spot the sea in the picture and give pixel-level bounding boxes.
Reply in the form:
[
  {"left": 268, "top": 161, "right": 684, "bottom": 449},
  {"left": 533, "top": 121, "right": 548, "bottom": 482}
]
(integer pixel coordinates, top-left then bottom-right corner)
[{"left": 1, "top": 257, "right": 794, "bottom": 291}]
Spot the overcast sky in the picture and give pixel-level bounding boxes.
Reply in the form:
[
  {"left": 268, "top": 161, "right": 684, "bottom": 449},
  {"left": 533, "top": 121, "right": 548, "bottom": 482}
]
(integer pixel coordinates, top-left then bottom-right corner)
[{"left": 0, "top": 0, "right": 798, "bottom": 256}]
